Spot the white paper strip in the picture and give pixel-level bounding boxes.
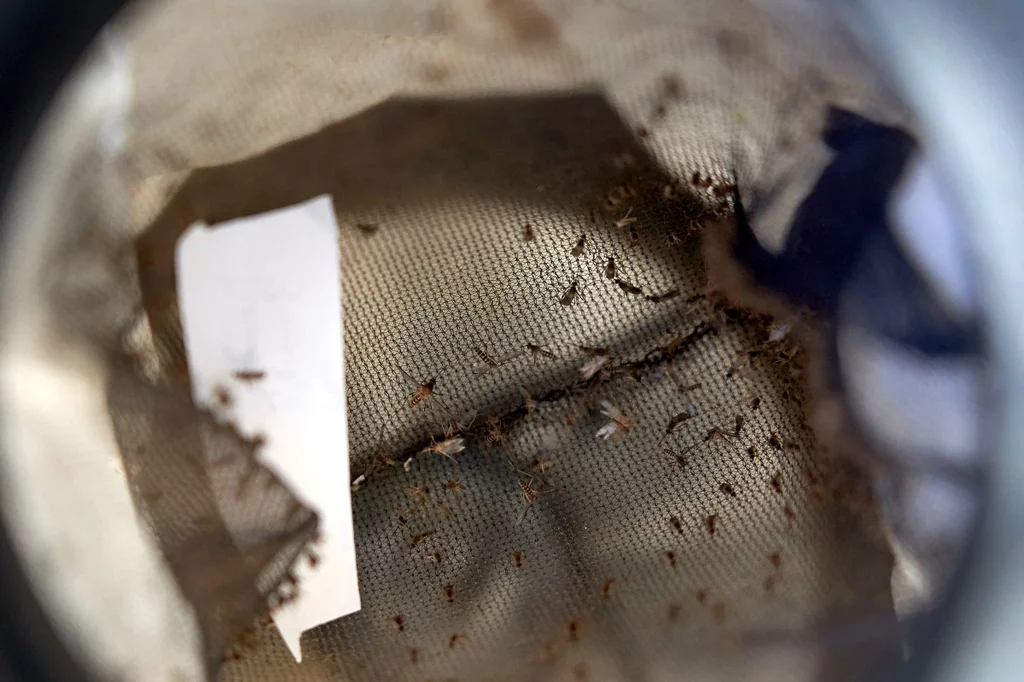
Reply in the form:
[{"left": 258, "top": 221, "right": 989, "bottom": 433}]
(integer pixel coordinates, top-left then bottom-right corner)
[{"left": 176, "top": 195, "right": 359, "bottom": 662}]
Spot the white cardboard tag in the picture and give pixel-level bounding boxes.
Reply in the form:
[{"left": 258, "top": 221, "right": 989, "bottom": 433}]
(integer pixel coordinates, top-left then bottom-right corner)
[{"left": 176, "top": 195, "right": 359, "bottom": 662}]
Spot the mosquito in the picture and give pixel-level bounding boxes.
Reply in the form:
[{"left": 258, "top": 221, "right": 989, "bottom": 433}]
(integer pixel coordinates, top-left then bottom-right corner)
[
  {"left": 660, "top": 403, "right": 699, "bottom": 442},
  {"left": 604, "top": 256, "right": 617, "bottom": 280},
  {"left": 232, "top": 369, "right": 266, "bottom": 383},
  {"left": 560, "top": 280, "right": 581, "bottom": 306},
  {"left": 420, "top": 437, "right": 466, "bottom": 460},
  {"left": 615, "top": 277, "right": 644, "bottom": 296},
  {"left": 571, "top": 234, "right": 587, "bottom": 258},
  {"left": 397, "top": 366, "right": 457, "bottom": 421},
  {"left": 614, "top": 208, "right": 637, "bottom": 229},
  {"left": 646, "top": 289, "right": 680, "bottom": 303},
  {"left": 525, "top": 343, "right": 557, "bottom": 360},
  {"left": 596, "top": 401, "right": 633, "bottom": 440}
]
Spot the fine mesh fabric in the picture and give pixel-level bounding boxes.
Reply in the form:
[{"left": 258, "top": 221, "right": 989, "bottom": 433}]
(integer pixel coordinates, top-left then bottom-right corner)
[
  {"left": 138, "top": 94, "right": 898, "bottom": 681},
  {"left": 0, "top": 0, "right": 939, "bottom": 680}
]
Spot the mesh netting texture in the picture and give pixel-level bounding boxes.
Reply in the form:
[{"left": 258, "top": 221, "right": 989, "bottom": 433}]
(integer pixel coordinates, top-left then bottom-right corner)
[
  {"left": 134, "top": 88, "right": 901, "bottom": 681},
  {"left": 0, "top": 0, "right": 928, "bottom": 680}
]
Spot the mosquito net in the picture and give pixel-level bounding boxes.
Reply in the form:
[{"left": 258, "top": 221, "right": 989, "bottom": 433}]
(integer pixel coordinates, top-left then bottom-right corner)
[{"left": 0, "top": 1, "right": 981, "bottom": 681}]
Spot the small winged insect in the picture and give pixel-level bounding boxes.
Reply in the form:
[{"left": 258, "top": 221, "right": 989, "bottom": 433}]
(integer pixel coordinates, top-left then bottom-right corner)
[
  {"left": 405, "top": 486, "right": 429, "bottom": 505},
  {"left": 661, "top": 403, "right": 698, "bottom": 441},
  {"left": 614, "top": 208, "right": 637, "bottom": 229},
  {"left": 560, "top": 280, "right": 581, "bottom": 306},
  {"left": 705, "top": 514, "right": 718, "bottom": 535},
  {"left": 448, "top": 633, "right": 466, "bottom": 648},
  {"left": 522, "top": 223, "right": 535, "bottom": 241},
  {"left": 411, "top": 530, "right": 435, "bottom": 547},
  {"left": 420, "top": 437, "right": 465, "bottom": 460},
  {"left": 484, "top": 415, "right": 508, "bottom": 446},
  {"left": 354, "top": 222, "right": 379, "bottom": 235},
  {"left": 525, "top": 343, "right": 557, "bottom": 360},
  {"left": 522, "top": 389, "right": 537, "bottom": 418},
  {"left": 446, "top": 478, "right": 465, "bottom": 494},
  {"left": 719, "top": 482, "right": 736, "bottom": 497},
  {"left": 579, "top": 353, "right": 611, "bottom": 381},
  {"left": 531, "top": 459, "right": 554, "bottom": 473},
  {"left": 443, "top": 584, "right": 455, "bottom": 603},
  {"left": 627, "top": 224, "right": 642, "bottom": 247},
  {"left": 571, "top": 234, "right": 587, "bottom": 257},
  {"left": 646, "top": 289, "right": 680, "bottom": 303},
  {"left": 398, "top": 369, "right": 436, "bottom": 408},
  {"left": 512, "top": 551, "right": 524, "bottom": 567},
  {"left": 615, "top": 277, "right": 644, "bottom": 296},
  {"left": 597, "top": 401, "right": 633, "bottom": 440},
  {"left": 602, "top": 579, "right": 616, "bottom": 599},
  {"left": 471, "top": 347, "right": 501, "bottom": 374},
  {"left": 604, "top": 256, "right": 617, "bottom": 280},
  {"left": 232, "top": 369, "right": 266, "bottom": 383},
  {"left": 519, "top": 479, "right": 539, "bottom": 506},
  {"left": 397, "top": 366, "right": 457, "bottom": 421}
]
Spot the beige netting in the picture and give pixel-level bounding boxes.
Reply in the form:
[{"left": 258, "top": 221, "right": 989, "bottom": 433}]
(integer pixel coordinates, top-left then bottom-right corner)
[{"left": 0, "top": 0, "right": 931, "bottom": 681}]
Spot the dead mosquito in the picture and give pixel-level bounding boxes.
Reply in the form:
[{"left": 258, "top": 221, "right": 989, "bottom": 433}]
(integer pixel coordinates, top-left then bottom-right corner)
[
  {"left": 446, "top": 478, "right": 465, "bottom": 494},
  {"left": 571, "top": 234, "right": 587, "bottom": 258},
  {"left": 420, "top": 437, "right": 466, "bottom": 460},
  {"left": 525, "top": 343, "right": 557, "bottom": 360},
  {"left": 666, "top": 448, "right": 687, "bottom": 468},
  {"left": 705, "top": 514, "right": 718, "bottom": 535},
  {"left": 531, "top": 459, "right": 554, "bottom": 473},
  {"left": 411, "top": 530, "right": 435, "bottom": 547},
  {"left": 614, "top": 277, "right": 644, "bottom": 296},
  {"left": 627, "top": 224, "right": 642, "bottom": 247},
  {"left": 719, "top": 482, "right": 736, "bottom": 497},
  {"left": 512, "top": 551, "right": 524, "bottom": 567},
  {"left": 661, "top": 404, "right": 698, "bottom": 441},
  {"left": 646, "top": 289, "right": 680, "bottom": 303},
  {"left": 604, "top": 256, "right": 617, "bottom": 280},
  {"left": 522, "top": 223, "right": 535, "bottom": 241},
  {"left": 232, "top": 369, "right": 266, "bottom": 383},
  {"left": 597, "top": 401, "right": 633, "bottom": 440},
  {"left": 472, "top": 346, "right": 501, "bottom": 372},
  {"left": 560, "top": 280, "right": 582, "bottom": 306},
  {"left": 579, "top": 353, "right": 611, "bottom": 381},
  {"left": 405, "top": 486, "right": 429, "bottom": 505},
  {"left": 601, "top": 579, "right": 616, "bottom": 599},
  {"left": 443, "top": 584, "right": 455, "bottom": 603},
  {"left": 614, "top": 208, "right": 637, "bottom": 229},
  {"left": 484, "top": 415, "right": 509, "bottom": 446}
]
